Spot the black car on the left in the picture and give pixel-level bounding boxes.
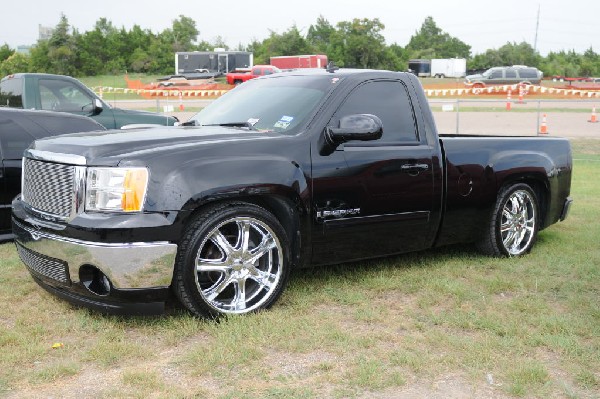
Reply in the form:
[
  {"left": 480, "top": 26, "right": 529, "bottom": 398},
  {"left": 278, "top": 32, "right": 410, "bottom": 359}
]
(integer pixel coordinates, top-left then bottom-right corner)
[{"left": 0, "top": 108, "right": 105, "bottom": 240}]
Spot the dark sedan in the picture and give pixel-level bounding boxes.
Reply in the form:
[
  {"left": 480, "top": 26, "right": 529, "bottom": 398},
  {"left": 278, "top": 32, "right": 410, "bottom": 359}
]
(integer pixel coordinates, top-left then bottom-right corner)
[{"left": 0, "top": 108, "right": 105, "bottom": 240}]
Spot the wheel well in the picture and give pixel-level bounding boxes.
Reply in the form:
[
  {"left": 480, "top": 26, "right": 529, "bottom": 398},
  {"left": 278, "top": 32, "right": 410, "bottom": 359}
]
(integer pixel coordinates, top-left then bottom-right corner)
[
  {"left": 184, "top": 196, "right": 304, "bottom": 267},
  {"left": 503, "top": 178, "right": 549, "bottom": 229}
]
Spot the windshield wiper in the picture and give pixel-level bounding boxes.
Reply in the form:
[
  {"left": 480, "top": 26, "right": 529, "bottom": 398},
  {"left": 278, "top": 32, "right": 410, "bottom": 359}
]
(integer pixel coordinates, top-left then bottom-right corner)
[{"left": 202, "top": 122, "right": 257, "bottom": 131}]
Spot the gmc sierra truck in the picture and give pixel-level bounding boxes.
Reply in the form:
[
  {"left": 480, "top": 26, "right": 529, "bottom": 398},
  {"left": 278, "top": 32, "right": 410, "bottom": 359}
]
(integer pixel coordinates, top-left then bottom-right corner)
[
  {"left": 12, "top": 69, "right": 573, "bottom": 318},
  {"left": 0, "top": 73, "right": 177, "bottom": 129}
]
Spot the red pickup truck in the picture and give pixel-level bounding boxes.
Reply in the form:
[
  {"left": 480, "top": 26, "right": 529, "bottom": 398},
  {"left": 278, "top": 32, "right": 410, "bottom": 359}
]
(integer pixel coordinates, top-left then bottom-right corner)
[{"left": 226, "top": 65, "right": 281, "bottom": 85}]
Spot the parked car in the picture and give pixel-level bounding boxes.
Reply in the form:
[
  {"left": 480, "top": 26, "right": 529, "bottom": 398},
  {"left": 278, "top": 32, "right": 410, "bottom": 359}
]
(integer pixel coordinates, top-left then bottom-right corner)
[
  {"left": 225, "top": 65, "right": 281, "bottom": 85},
  {"left": 465, "top": 66, "right": 543, "bottom": 87},
  {"left": 12, "top": 69, "right": 572, "bottom": 317},
  {"left": 0, "top": 108, "right": 105, "bottom": 240},
  {"left": 0, "top": 73, "right": 178, "bottom": 129}
]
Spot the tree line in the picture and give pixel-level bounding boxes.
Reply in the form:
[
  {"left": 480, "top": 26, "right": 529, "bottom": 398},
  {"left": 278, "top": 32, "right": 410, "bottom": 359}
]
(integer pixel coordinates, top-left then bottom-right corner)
[{"left": 1, "top": 14, "right": 598, "bottom": 78}]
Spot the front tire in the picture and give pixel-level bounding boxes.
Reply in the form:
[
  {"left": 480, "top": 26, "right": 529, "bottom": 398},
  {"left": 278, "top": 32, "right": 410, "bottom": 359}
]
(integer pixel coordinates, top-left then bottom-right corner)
[
  {"left": 478, "top": 183, "right": 539, "bottom": 257},
  {"left": 173, "top": 202, "right": 290, "bottom": 318}
]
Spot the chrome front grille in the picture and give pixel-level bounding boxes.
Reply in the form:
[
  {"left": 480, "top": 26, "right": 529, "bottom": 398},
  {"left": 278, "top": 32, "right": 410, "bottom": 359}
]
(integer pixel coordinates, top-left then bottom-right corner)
[
  {"left": 23, "top": 158, "right": 75, "bottom": 218},
  {"left": 16, "top": 242, "right": 70, "bottom": 285}
]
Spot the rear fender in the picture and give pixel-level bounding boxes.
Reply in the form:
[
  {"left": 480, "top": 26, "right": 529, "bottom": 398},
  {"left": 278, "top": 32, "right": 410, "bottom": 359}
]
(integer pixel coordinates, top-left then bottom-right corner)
[{"left": 489, "top": 150, "right": 558, "bottom": 227}]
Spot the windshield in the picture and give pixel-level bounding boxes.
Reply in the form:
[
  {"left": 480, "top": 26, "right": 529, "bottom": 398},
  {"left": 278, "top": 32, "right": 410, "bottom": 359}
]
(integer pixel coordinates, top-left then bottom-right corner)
[{"left": 190, "top": 75, "right": 341, "bottom": 134}]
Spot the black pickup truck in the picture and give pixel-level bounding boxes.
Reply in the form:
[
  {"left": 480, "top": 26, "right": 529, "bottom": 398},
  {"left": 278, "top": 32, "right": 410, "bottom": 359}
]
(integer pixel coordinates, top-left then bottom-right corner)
[{"left": 11, "top": 69, "right": 573, "bottom": 317}]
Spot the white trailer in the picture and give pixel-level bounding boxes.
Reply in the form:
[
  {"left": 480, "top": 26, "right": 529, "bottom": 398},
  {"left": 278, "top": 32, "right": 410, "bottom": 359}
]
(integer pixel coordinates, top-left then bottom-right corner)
[{"left": 430, "top": 58, "right": 467, "bottom": 78}]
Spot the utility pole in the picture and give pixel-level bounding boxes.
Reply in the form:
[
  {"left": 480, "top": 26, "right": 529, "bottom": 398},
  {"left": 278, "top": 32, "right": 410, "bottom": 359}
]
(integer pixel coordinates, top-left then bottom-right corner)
[{"left": 534, "top": 4, "right": 540, "bottom": 53}]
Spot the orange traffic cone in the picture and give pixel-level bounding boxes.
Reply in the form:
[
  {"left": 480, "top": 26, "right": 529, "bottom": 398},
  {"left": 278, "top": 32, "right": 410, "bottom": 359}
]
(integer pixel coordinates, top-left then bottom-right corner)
[
  {"left": 518, "top": 84, "right": 525, "bottom": 103},
  {"left": 178, "top": 92, "right": 185, "bottom": 111},
  {"left": 539, "top": 114, "right": 548, "bottom": 135},
  {"left": 506, "top": 89, "right": 512, "bottom": 111},
  {"left": 589, "top": 106, "right": 598, "bottom": 123}
]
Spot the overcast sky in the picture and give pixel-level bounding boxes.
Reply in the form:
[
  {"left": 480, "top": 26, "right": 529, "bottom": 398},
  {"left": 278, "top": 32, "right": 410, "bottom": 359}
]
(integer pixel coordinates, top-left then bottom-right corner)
[{"left": 2, "top": 0, "right": 598, "bottom": 56}]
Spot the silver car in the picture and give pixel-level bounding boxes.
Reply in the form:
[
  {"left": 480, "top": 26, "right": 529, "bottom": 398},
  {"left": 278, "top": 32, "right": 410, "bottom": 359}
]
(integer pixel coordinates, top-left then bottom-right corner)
[{"left": 465, "top": 66, "right": 543, "bottom": 87}]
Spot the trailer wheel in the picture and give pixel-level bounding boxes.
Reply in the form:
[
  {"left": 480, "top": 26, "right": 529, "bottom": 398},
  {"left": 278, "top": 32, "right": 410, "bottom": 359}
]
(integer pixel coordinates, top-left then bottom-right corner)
[
  {"left": 173, "top": 202, "right": 290, "bottom": 318},
  {"left": 477, "top": 183, "right": 539, "bottom": 257}
]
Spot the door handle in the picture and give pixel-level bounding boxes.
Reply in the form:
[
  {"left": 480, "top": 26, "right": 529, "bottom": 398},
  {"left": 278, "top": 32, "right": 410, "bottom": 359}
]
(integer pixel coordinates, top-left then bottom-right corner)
[{"left": 401, "top": 163, "right": 429, "bottom": 174}]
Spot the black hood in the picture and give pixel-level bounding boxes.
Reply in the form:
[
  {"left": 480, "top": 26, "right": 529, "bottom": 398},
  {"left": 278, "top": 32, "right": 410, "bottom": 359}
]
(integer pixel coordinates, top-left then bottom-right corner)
[{"left": 29, "top": 125, "right": 283, "bottom": 166}]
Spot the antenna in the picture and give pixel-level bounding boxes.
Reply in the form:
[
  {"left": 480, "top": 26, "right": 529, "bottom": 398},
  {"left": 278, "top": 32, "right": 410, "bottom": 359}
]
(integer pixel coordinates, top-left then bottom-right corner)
[
  {"left": 534, "top": 4, "right": 540, "bottom": 53},
  {"left": 326, "top": 61, "right": 339, "bottom": 73}
]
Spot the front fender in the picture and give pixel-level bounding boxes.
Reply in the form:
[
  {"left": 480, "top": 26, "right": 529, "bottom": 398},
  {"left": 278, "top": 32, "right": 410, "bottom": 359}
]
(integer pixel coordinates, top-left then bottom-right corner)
[{"left": 144, "top": 155, "right": 309, "bottom": 213}]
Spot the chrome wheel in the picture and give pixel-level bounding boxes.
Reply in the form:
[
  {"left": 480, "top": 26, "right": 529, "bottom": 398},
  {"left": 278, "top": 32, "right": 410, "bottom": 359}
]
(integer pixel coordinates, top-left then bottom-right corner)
[
  {"left": 500, "top": 190, "right": 536, "bottom": 256},
  {"left": 477, "top": 183, "right": 539, "bottom": 257},
  {"left": 195, "top": 216, "right": 283, "bottom": 314}
]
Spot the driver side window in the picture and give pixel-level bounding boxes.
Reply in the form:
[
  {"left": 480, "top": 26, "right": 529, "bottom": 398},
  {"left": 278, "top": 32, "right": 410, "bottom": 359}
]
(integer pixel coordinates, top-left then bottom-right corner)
[
  {"left": 39, "top": 79, "right": 92, "bottom": 112},
  {"left": 332, "top": 80, "right": 419, "bottom": 144}
]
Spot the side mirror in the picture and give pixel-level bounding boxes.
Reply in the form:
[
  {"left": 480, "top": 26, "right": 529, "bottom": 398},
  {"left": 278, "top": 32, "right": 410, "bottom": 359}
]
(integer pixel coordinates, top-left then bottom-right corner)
[
  {"left": 320, "top": 114, "right": 383, "bottom": 155},
  {"left": 91, "top": 98, "right": 103, "bottom": 116}
]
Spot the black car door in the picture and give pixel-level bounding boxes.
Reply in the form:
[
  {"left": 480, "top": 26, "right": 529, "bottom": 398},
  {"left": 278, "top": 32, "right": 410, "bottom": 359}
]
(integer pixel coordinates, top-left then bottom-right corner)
[{"left": 311, "top": 78, "right": 440, "bottom": 264}]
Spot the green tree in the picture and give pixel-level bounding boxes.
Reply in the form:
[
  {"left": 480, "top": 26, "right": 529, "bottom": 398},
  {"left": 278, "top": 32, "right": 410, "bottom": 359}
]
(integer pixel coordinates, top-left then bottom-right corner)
[
  {"left": 386, "top": 43, "right": 410, "bottom": 71},
  {"left": 171, "top": 15, "right": 199, "bottom": 52},
  {"left": 468, "top": 42, "right": 541, "bottom": 73},
  {"left": 47, "top": 14, "right": 76, "bottom": 75},
  {"left": 540, "top": 50, "right": 583, "bottom": 77},
  {"left": 28, "top": 40, "right": 51, "bottom": 73},
  {"left": 147, "top": 32, "right": 176, "bottom": 74},
  {"left": 0, "top": 44, "right": 14, "bottom": 63},
  {"left": 130, "top": 48, "right": 153, "bottom": 72},
  {"left": 407, "top": 16, "right": 470, "bottom": 59},
  {"left": 334, "top": 18, "right": 387, "bottom": 69},
  {"left": 0, "top": 53, "right": 31, "bottom": 76},
  {"left": 266, "top": 26, "right": 311, "bottom": 60},
  {"left": 468, "top": 49, "right": 504, "bottom": 71},
  {"left": 307, "top": 15, "right": 335, "bottom": 54},
  {"left": 580, "top": 47, "right": 600, "bottom": 76},
  {"left": 497, "top": 41, "right": 540, "bottom": 67}
]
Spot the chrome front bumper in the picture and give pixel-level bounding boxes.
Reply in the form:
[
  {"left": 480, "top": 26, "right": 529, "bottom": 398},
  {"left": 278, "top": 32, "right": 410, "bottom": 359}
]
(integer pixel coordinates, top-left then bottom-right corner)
[{"left": 12, "top": 219, "right": 177, "bottom": 290}]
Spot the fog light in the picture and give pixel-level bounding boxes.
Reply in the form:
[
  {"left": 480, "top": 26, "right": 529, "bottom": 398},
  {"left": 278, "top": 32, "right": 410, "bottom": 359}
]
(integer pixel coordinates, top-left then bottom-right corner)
[{"left": 79, "top": 265, "right": 111, "bottom": 296}]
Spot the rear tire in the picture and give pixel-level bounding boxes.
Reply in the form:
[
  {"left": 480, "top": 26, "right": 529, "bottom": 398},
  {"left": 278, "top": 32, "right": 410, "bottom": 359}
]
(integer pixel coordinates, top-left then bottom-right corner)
[
  {"left": 477, "top": 183, "right": 539, "bottom": 257},
  {"left": 173, "top": 202, "right": 290, "bottom": 318}
]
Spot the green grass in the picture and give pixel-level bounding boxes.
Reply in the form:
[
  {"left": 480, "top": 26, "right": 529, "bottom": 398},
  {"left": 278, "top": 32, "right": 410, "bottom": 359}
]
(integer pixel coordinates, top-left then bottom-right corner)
[
  {"left": 78, "top": 73, "right": 164, "bottom": 89},
  {"left": 0, "top": 138, "right": 598, "bottom": 398}
]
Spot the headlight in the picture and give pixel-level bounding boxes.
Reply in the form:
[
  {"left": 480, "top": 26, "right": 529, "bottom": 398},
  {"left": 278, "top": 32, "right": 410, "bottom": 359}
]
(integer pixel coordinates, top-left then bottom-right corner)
[{"left": 86, "top": 167, "right": 148, "bottom": 212}]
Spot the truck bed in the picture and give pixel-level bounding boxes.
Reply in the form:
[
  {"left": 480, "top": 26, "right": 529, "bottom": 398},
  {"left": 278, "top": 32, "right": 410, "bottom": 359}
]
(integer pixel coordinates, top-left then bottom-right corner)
[{"left": 436, "top": 135, "right": 572, "bottom": 247}]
